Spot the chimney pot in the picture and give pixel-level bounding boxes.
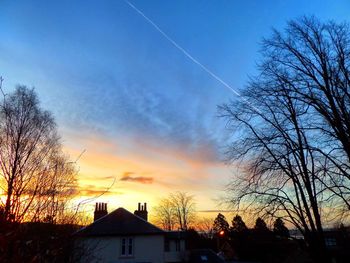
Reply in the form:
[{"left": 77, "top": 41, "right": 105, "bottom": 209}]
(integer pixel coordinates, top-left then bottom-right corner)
[
  {"left": 94, "top": 202, "right": 108, "bottom": 221},
  {"left": 134, "top": 201, "right": 148, "bottom": 221}
]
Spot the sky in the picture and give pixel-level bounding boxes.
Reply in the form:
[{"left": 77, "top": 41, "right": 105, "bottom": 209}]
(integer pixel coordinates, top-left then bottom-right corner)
[{"left": 0, "top": 0, "right": 350, "bottom": 222}]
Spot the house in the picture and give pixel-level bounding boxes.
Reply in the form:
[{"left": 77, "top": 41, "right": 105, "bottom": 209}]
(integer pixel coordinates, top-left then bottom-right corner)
[{"left": 75, "top": 202, "right": 186, "bottom": 263}]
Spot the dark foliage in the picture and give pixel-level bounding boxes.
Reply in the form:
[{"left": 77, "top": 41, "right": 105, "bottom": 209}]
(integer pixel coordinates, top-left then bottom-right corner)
[
  {"left": 0, "top": 221, "right": 80, "bottom": 263},
  {"left": 231, "top": 214, "right": 248, "bottom": 233},
  {"left": 254, "top": 217, "right": 270, "bottom": 233},
  {"left": 212, "top": 213, "right": 230, "bottom": 235},
  {"left": 273, "top": 218, "right": 290, "bottom": 238},
  {"left": 185, "top": 228, "right": 216, "bottom": 251}
]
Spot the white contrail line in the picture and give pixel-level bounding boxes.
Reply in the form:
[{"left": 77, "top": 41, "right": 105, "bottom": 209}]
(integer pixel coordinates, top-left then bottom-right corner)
[{"left": 124, "top": 0, "right": 260, "bottom": 112}]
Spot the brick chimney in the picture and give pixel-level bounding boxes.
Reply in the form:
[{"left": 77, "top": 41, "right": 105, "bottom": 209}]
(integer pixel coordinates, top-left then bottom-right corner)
[
  {"left": 94, "top": 202, "right": 108, "bottom": 221},
  {"left": 134, "top": 202, "right": 148, "bottom": 221}
]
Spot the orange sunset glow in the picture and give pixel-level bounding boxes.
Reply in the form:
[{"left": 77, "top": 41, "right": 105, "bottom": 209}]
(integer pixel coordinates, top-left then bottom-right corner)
[
  {"left": 2, "top": 1, "right": 350, "bottom": 262},
  {"left": 63, "top": 128, "right": 231, "bottom": 219}
]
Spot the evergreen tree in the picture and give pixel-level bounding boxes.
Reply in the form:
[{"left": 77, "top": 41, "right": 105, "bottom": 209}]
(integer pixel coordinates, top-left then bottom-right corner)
[
  {"left": 231, "top": 215, "right": 248, "bottom": 233},
  {"left": 254, "top": 217, "right": 269, "bottom": 233},
  {"left": 213, "top": 213, "right": 229, "bottom": 234},
  {"left": 273, "top": 218, "right": 289, "bottom": 238}
]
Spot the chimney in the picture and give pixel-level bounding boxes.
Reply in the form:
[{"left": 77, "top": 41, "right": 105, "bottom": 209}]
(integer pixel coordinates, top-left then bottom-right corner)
[
  {"left": 94, "top": 202, "right": 108, "bottom": 221},
  {"left": 134, "top": 202, "right": 148, "bottom": 221}
]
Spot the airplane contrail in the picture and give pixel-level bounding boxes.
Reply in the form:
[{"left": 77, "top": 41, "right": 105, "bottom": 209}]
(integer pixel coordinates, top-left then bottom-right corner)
[{"left": 124, "top": 0, "right": 260, "bottom": 112}]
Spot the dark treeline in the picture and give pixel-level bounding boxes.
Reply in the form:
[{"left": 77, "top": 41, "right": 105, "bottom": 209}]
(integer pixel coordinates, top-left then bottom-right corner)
[
  {"left": 187, "top": 213, "right": 295, "bottom": 263},
  {"left": 186, "top": 213, "right": 350, "bottom": 263}
]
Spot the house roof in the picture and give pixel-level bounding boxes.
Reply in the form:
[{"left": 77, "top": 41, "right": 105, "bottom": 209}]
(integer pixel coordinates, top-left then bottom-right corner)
[{"left": 76, "top": 207, "right": 164, "bottom": 236}]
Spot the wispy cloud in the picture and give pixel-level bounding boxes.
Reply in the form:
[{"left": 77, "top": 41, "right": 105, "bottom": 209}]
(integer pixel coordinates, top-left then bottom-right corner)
[
  {"left": 198, "top": 209, "right": 235, "bottom": 213},
  {"left": 120, "top": 172, "right": 154, "bottom": 184},
  {"left": 78, "top": 184, "right": 123, "bottom": 196},
  {"left": 63, "top": 131, "right": 231, "bottom": 210}
]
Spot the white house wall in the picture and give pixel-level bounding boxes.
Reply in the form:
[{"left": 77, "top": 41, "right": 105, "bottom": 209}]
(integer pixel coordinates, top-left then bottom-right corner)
[{"left": 78, "top": 235, "right": 165, "bottom": 263}]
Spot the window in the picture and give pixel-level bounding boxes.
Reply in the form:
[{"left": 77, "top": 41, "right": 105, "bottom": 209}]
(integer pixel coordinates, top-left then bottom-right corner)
[
  {"left": 121, "top": 237, "right": 133, "bottom": 257},
  {"left": 128, "top": 238, "right": 133, "bottom": 255}
]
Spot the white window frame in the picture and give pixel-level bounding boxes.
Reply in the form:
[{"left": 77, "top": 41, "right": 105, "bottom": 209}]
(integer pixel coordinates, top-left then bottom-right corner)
[{"left": 120, "top": 237, "right": 134, "bottom": 257}]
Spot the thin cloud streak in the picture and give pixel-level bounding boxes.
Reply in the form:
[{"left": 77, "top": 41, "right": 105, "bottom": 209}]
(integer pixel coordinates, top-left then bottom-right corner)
[
  {"left": 124, "top": 0, "right": 260, "bottom": 113},
  {"left": 199, "top": 209, "right": 236, "bottom": 213}
]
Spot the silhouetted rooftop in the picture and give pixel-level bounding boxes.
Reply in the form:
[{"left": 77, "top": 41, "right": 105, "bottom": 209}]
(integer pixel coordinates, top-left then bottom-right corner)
[{"left": 76, "top": 207, "right": 164, "bottom": 236}]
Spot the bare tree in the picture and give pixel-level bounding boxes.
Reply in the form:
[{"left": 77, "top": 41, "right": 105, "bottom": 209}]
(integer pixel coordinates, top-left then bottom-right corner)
[
  {"left": 154, "top": 191, "right": 196, "bottom": 231},
  {"left": 31, "top": 152, "right": 78, "bottom": 224},
  {"left": 195, "top": 217, "right": 214, "bottom": 238},
  {"left": 170, "top": 191, "right": 196, "bottom": 230},
  {"left": 0, "top": 85, "right": 77, "bottom": 223},
  {"left": 154, "top": 198, "right": 176, "bottom": 231},
  {"left": 259, "top": 17, "right": 350, "bottom": 210},
  {"left": 219, "top": 17, "right": 350, "bottom": 263}
]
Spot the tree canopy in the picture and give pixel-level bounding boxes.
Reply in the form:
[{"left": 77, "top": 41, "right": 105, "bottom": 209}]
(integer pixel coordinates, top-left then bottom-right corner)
[
  {"left": 254, "top": 217, "right": 269, "bottom": 233},
  {"left": 0, "top": 86, "right": 77, "bottom": 223},
  {"left": 213, "top": 213, "right": 230, "bottom": 234},
  {"left": 273, "top": 218, "right": 290, "bottom": 238},
  {"left": 220, "top": 16, "right": 350, "bottom": 263},
  {"left": 154, "top": 191, "right": 196, "bottom": 230},
  {"left": 231, "top": 215, "right": 248, "bottom": 233}
]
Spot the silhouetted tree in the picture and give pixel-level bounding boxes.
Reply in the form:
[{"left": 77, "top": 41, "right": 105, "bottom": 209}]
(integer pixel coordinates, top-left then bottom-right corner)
[
  {"left": 273, "top": 218, "right": 290, "bottom": 238},
  {"left": 170, "top": 191, "right": 196, "bottom": 230},
  {"left": 185, "top": 228, "right": 216, "bottom": 250},
  {"left": 213, "top": 213, "right": 230, "bottom": 235},
  {"left": 258, "top": 17, "right": 350, "bottom": 212},
  {"left": 0, "top": 85, "right": 77, "bottom": 223},
  {"left": 231, "top": 215, "right": 248, "bottom": 233},
  {"left": 219, "top": 16, "right": 350, "bottom": 263},
  {"left": 254, "top": 217, "right": 270, "bottom": 233},
  {"left": 0, "top": 82, "right": 80, "bottom": 263}
]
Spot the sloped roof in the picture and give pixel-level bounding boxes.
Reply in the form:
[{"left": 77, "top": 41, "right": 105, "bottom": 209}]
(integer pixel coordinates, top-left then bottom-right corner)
[{"left": 76, "top": 207, "right": 164, "bottom": 236}]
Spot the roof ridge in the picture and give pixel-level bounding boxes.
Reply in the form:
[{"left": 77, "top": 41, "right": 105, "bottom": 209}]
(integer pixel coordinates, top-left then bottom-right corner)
[
  {"left": 76, "top": 207, "right": 165, "bottom": 236},
  {"left": 74, "top": 207, "right": 122, "bottom": 235},
  {"left": 129, "top": 209, "right": 165, "bottom": 232}
]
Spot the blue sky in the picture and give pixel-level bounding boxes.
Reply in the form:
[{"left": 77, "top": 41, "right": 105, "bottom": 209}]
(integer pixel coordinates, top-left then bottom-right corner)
[{"left": 1, "top": 0, "right": 350, "bottom": 216}]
